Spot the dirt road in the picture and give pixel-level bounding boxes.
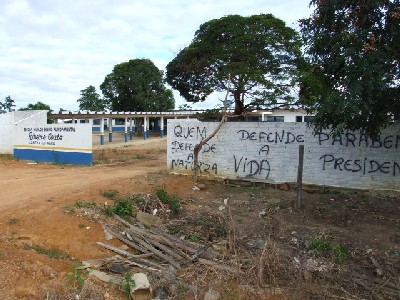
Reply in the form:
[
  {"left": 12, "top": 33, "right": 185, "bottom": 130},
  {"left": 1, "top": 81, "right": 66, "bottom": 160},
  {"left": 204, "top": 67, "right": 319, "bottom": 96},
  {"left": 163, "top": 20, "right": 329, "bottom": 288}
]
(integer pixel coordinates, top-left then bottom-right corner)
[{"left": 0, "top": 137, "right": 167, "bottom": 212}]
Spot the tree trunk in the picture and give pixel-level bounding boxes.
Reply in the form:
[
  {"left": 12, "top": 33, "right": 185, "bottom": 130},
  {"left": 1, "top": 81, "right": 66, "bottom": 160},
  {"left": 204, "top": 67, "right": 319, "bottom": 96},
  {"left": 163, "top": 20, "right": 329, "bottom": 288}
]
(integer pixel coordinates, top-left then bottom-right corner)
[
  {"left": 233, "top": 90, "right": 244, "bottom": 116},
  {"left": 193, "top": 80, "right": 231, "bottom": 182}
]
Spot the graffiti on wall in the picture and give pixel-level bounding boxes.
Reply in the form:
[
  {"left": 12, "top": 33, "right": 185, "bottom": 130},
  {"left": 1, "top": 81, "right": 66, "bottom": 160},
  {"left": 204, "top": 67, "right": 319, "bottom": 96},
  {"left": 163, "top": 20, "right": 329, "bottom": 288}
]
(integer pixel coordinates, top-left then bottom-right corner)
[{"left": 167, "top": 121, "right": 400, "bottom": 190}]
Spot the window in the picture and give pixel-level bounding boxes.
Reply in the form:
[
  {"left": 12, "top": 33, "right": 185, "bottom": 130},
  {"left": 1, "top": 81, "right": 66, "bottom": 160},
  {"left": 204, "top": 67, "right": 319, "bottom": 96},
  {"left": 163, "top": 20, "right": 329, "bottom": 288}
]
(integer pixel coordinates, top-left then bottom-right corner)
[
  {"left": 266, "top": 116, "right": 285, "bottom": 122},
  {"left": 296, "top": 116, "right": 303, "bottom": 122},
  {"left": 93, "top": 119, "right": 100, "bottom": 125},
  {"left": 115, "top": 118, "right": 125, "bottom": 125},
  {"left": 79, "top": 120, "right": 86, "bottom": 123},
  {"left": 304, "top": 116, "right": 315, "bottom": 123}
]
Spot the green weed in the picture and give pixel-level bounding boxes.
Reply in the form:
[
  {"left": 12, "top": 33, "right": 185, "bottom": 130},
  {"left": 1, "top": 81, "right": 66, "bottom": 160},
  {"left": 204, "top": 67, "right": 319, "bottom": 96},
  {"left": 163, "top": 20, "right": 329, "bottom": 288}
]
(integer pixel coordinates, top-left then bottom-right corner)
[
  {"left": 24, "top": 243, "right": 69, "bottom": 259},
  {"left": 308, "top": 238, "right": 349, "bottom": 263},
  {"left": 121, "top": 273, "right": 136, "bottom": 299},
  {"left": 113, "top": 199, "right": 133, "bottom": 217},
  {"left": 103, "top": 198, "right": 135, "bottom": 217},
  {"left": 156, "top": 188, "right": 181, "bottom": 214},
  {"left": 67, "top": 263, "right": 89, "bottom": 287},
  {"left": 102, "top": 190, "right": 118, "bottom": 199},
  {"left": 75, "top": 201, "right": 96, "bottom": 208},
  {"left": 188, "top": 234, "right": 200, "bottom": 242}
]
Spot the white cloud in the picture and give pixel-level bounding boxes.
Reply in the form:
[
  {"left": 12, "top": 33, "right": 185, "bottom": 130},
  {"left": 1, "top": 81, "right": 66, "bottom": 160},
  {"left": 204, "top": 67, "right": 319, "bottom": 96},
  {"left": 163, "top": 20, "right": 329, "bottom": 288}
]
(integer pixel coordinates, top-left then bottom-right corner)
[{"left": 0, "top": 0, "right": 313, "bottom": 111}]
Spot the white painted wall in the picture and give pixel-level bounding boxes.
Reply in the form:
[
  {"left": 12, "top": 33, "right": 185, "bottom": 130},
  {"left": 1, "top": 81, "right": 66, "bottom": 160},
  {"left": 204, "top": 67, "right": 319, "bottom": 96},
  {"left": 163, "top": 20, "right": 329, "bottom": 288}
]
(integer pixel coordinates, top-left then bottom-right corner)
[
  {"left": 0, "top": 111, "right": 47, "bottom": 153},
  {"left": 167, "top": 120, "right": 400, "bottom": 191},
  {"left": 268, "top": 109, "right": 309, "bottom": 122}
]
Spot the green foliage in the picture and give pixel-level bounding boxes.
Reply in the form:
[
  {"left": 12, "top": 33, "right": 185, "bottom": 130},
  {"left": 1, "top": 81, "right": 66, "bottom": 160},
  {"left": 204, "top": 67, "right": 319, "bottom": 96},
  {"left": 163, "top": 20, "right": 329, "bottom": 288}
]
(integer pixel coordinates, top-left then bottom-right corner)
[
  {"left": 102, "top": 190, "right": 118, "bottom": 198},
  {"left": 177, "top": 103, "right": 192, "bottom": 110},
  {"left": 67, "top": 263, "right": 89, "bottom": 287},
  {"left": 0, "top": 95, "right": 15, "bottom": 112},
  {"left": 75, "top": 201, "right": 96, "bottom": 208},
  {"left": 113, "top": 199, "right": 134, "bottom": 217},
  {"left": 308, "top": 238, "right": 349, "bottom": 263},
  {"left": 103, "top": 205, "right": 114, "bottom": 217},
  {"left": 77, "top": 85, "right": 105, "bottom": 111},
  {"left": 24, "top": 243, "right": 69, "bottom": 259},
  {"left": 103, "top": 197, "right": 135, "bottom": 217},
  {"left": 100, "top": 59, "right": 175, "bottom": 112},
  {"left": 121, "top": 273, "right": 136, "bottom": 299},
  {"left": 166, "top": 14, "right": 303, "bottom": 115},
  {"left": 300, "top": 0, "right": 400, "bottom": 137},
  {"left": 19, "top": 101, "right": 51, "bottom": 111},
  {"left": 156, "top": 188, "right": 181, "bottom": 214},
  {"left": 197, "top": 108, "right": 222, "bottom": 120},
  {"left": 18, "top": 101, "right": 54, "bottom": 123},
  {"left": 188, "top": 234, "right": 200, "bottom": 242}
]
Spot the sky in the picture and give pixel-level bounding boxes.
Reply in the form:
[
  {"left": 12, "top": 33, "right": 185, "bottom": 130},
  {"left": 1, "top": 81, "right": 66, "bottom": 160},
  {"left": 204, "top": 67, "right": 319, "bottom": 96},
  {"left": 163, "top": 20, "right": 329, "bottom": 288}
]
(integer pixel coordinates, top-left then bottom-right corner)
[{"left": 0, "top": 0, "right": 313, "bottom": 111}]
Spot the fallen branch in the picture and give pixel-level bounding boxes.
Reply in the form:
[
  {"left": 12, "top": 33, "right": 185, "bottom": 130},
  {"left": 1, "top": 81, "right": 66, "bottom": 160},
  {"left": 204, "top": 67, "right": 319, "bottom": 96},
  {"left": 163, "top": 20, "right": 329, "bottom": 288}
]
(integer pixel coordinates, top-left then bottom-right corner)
[{"left": 96, "top": 241, "right": 153, "bottom": 259}]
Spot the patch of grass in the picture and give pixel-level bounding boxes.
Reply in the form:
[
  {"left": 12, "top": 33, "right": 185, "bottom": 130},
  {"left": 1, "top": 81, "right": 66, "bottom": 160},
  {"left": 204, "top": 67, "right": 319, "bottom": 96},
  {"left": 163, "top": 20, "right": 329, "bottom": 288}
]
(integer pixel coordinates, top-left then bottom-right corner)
[
  {"left": 102, "top": 190, "right": 118, "bottom": 199},
  {"left": 134, "top": 154, "right": 147, "bottom": 159},
  {"left": 0, "top": 154, "right": 13, "bottom": 160},
  {"left": 24, "top": 243, "right": 69, "bottom": 259},
  {"left": 64, "top": 206, "right": 76, "bottom": 214},
  {"left": 308, "top": 238, "right": 349, "bottom": 263},
  {"left": 156, "top": 188, "right": 181, "bottom": 214},
  {"left": 78, "top": 224, "right": 86, "bottom": 229},
  {"left": 308, "top": 238, "right": 331, "bottom": 252},
  {"left": 188, "top": 234, "right": 200, "bottom": 242},
  {"left": 75, "top": 201, "right": 96, "bottom": 208},
  {"left": 331, "top": 243, "right": 349, "bottom": 263},
  {"left": 8, "top": 218, "right": 20, "bottom": 225}
]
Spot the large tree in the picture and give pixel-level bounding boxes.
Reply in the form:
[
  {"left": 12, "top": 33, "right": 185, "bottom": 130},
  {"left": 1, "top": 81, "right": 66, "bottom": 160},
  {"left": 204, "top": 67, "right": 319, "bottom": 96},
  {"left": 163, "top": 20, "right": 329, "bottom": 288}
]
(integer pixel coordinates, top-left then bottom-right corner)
[
  {"left": 77, "top": 85, "right": 105, "bottom": 111},
  {"left": 166, "top": 14, "right": 303, "bottom": 116},
  {"left": 100, "top": 59, "right": 174, "bottom": 112},
  {"left": 300, "top": 0, "right": 400, "bottom": 136},
  {"left": 19, "top": 101, "right": 53, "bottom": 123},
  {"left": 1, "top": 95, "right": 15, "bottom": 112},
  {"left": 19, "top": 101, "right": 51, "bottom": 111}
]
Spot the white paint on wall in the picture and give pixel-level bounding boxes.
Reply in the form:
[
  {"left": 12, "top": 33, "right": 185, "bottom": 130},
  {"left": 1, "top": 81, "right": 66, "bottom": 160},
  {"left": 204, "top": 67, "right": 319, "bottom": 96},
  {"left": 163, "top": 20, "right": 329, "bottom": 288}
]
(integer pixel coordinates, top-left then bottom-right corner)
[
  {"left": 0, "top": 110, "right": 47, "bottom": 153},
  {"left": 14, "top": 124, "right": 92, "bottom": 151},
  {"left": 167, "top": 120, "right": 400, "bottom": 191}
]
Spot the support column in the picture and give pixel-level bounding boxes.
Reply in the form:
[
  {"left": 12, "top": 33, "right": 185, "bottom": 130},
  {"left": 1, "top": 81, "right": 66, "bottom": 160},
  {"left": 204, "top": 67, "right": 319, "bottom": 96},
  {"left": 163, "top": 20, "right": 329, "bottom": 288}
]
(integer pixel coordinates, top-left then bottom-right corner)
[
  {"left": 124, "top": 117, "right": 128, "bottom": 143},
  {"left": 160, "top": 116, "right": 164, "bottom": 138},
  {"left": 143, "top": 117, "right": 147, "bottom": 140},
  {"left": 146, "top": 117, "right": 150, "bottom": 139},
  {"left": 108, "top": 117, "right": 113, "bottom": 142},
  {"left": 129, "top": 118, "right": 134, "bottom": 140},
  {"left": 100, "top": 118, "right": 105, "bottom": 145}
]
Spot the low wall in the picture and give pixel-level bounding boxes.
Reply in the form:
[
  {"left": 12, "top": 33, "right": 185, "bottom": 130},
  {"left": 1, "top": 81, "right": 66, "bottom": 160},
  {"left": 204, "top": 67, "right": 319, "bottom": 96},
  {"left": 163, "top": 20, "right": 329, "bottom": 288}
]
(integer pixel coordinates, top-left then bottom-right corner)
[
  {"left": 0, "top": 111, "right": 47, "bottom": 153},
  {"left": 167, "top": 120, "right": 400, "bottom": 191},
  {"left": 14, "top": 124, "right": 93, "bottom": 165}
]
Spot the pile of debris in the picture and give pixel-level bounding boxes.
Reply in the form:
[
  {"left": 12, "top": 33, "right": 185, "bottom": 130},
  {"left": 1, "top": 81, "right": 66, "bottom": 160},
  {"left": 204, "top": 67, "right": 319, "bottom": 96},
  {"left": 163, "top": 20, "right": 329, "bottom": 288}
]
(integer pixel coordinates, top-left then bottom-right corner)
[{"left": 83, "top": 214, "right": 241, "bottom": 299}]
